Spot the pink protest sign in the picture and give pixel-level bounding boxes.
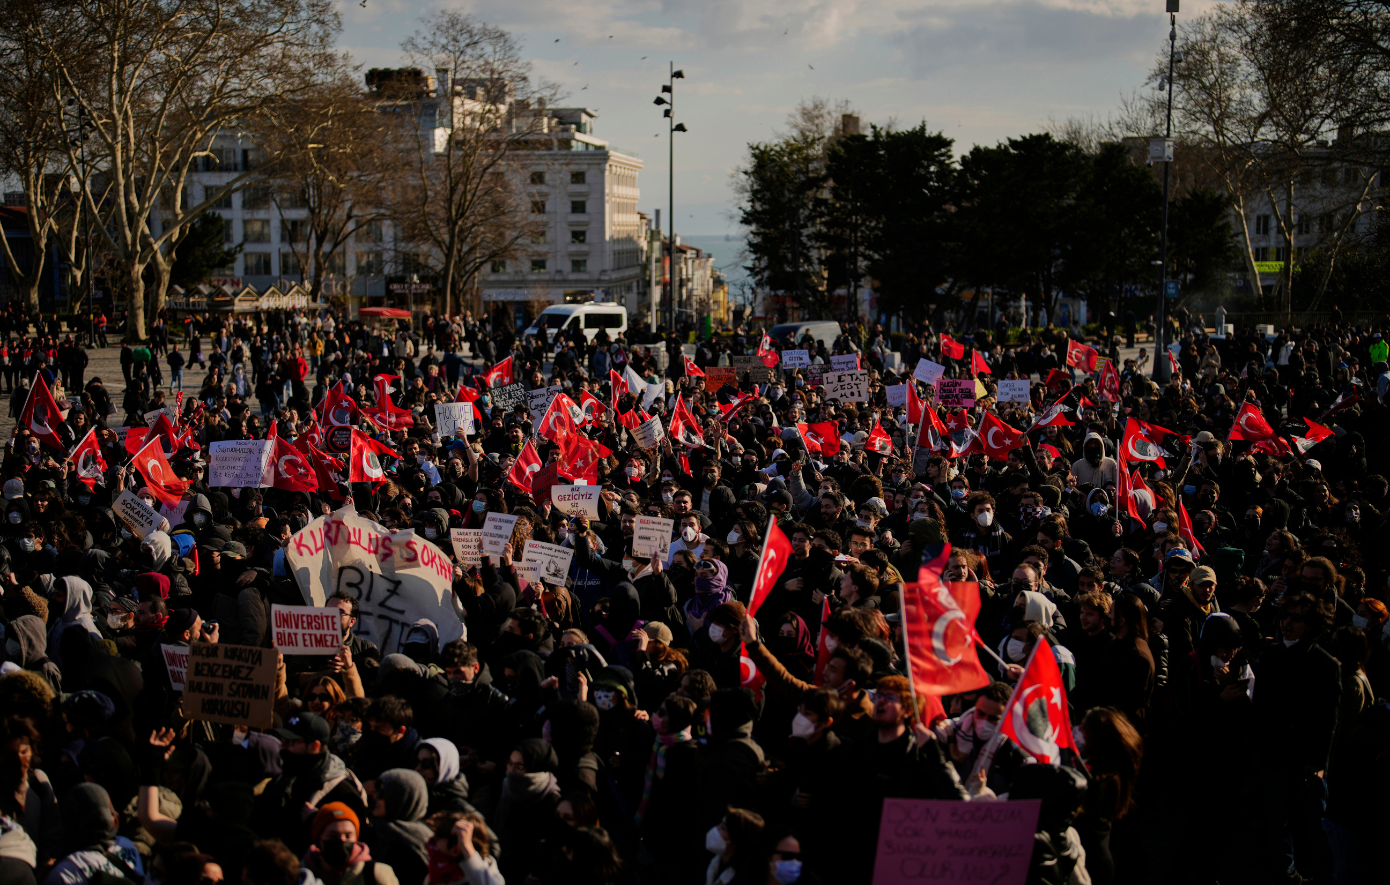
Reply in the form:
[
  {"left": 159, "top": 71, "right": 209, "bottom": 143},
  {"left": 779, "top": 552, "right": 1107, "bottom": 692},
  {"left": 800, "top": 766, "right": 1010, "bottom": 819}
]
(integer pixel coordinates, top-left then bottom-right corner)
[{"left": 872, "top": 798, "right": 1040, "bottom": 885}]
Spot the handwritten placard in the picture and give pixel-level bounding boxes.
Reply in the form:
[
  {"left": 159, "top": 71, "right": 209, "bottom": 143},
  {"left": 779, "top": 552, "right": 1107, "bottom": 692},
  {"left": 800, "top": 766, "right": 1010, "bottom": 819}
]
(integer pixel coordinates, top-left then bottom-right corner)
[
  {"left": 885, "top": 384, "right": 909, "bottom": 408},
  {"left": 521, "top": 540, "right": 574, "bottom": 584},
  {"left": 632, "top": 415, "right": 666, "bottom": 450},
  {"left": 825, "top": 371, "right": 870, "bottom": 403},
  {"left": 551, "top": 484, "right": 602, "bottom": 518},
  {"left": 209, "top": 440, "right": 270, "bottom": 487},
  {"left": 184, "top": 642, "right": 276, "bottom": 728},
  {"left": 936, "top": 379, "right": 977, "bottom": 407},
  {"left": 705, "top": 366, "right": 738, "bottom": 392},
  {"left": 113, "top": 490, "right": 163, "bottom": 539},
  {"left": 434, "top": 402, "right": 474, "bottom": 438},
  {"left": 872, "top": 798, "right": 1039, "bottom": 885},
  {"left": 270, "top": 604, "right": 343, "bottom": 656},
  {"left": 161, "top": 644, "right": 189, "bottom": 692},
  {"left": 830, "top": 353, "right": 861, "bottom": 372},
  {"left": 781, "top": 349, "right": 810, "bottom": 369},
  {"left": 913, "top": 359, "right": 945, "bottom": 386},
  {"left": 480, "top": 512, "right": 519, "bottom": 558},
  {"left": 997, "top": 380, "right": 1032, "bottom": 404},
  {"left": 490, "top": 382, "right": 527, "bottom": 412},
  {"left": 450, "top": 528, "right": 482, "bottom": 567}
]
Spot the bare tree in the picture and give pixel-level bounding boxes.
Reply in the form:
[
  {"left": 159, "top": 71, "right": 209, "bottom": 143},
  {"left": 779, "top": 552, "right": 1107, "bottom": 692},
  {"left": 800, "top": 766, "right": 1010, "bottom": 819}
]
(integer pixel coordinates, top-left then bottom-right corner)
[
  {"left": 25, "top": 0, "right": 340, "bottom": 340},
  {"left": 391, "top": 11, "right": 557, "bottom": 317}
]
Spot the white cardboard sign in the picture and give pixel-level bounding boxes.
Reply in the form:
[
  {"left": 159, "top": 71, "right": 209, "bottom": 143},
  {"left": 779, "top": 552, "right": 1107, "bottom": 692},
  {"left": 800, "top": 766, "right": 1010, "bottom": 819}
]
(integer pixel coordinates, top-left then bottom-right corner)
[
  {"left": 830, "top": 354, "right": 860, "bottom": 372},
  {"left": 113, "top": 490, "right": 162, "bottom": 539},
  {"left": 781, "top": 349, "right": 810, "bottom": 369},
  {"left": 522, "top": 540, "right": 574, "bottom": 584},
  {"left": 551, "top": 484, "right": 603, "bottom": 518},
  {"left": 208, "top": 440, "right": 271, "bottom": 487},
  {"left": 450, "top": 528, "right": 482, "bottom": 567},
  {"left": 270, "top": 604, "right": 344, "bottom": 655},
  {"left": 632, "top": 516, "right": 673, "bottom": 561},
  {"left": 632, "top": 416, "right": 666, "bottom": 450},
  {"left": 913, "top": 359, "right": 945, "bottom": 385},
  {"left": 480, "top": 512, "right": 519, "bottom": 558},
  {"left": 161, "top": 644, "right": 189, "bottom": 692},
  {"left": 885, "top": 384, "right": 909, "bottom": 408},
  {"left": 825, "top": 371, "right": 870, "bottom": 403},
  {"left": 527, "top": 385, "right": 562, "bottom": 422},
  {"left": 998, "top": 379, "right": 1032, "bottom": 403},
  {"left": 434, "top": 402, "right": 474, "bottom": 438}
]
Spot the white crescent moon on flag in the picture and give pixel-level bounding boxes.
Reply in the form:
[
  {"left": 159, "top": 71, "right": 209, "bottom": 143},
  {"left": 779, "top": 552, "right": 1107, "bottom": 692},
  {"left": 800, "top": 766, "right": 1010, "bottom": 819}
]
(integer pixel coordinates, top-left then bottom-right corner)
[
  {"left": 362, "top": 451, "right": 383, "bottom": 479},
  {"left": 526, "top": 462, "right": 541, "bottom": 476},
  {"left": 30, "top": 404, "right": 53, "bottom": 436},
  {"left": 331, "top": 405, "right": 352, "bottom": 426},
  {"left": 987, "top": 427, "right": 1005, "bottom": 450},
  {"left": 279, "top": 454, "right": 310, "bottom": 482},
  {"left": 1126, "top": 435, "right": 1157, "bottom": 461},
  {"left": 931, "top": 608, "right": 966, "bottom": 665},
  {"left": 1008, "top": 685, "right": 1061, "bottom": 760},
  {"left": 145, "top": 457, "right": 165, "bottom": 483},
  {"left": 78, "top": 451, "right": 98, "bottom": 478},
  {"left": 1239, "top": 411, "right": 1263, "bottom": 435}
]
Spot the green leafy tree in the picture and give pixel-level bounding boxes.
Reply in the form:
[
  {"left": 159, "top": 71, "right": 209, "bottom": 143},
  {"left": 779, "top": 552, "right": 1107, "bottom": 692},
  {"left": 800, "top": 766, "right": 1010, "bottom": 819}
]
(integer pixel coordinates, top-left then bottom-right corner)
[
  {"left": 1065, "top": 143, "right": 1163, "bottom": 317},
  {"left": 1168, "top": 187, "right": 1237, "bottom": 297},
  {"left": 737, "top": 136, "right": 830, "bottom": 321}
]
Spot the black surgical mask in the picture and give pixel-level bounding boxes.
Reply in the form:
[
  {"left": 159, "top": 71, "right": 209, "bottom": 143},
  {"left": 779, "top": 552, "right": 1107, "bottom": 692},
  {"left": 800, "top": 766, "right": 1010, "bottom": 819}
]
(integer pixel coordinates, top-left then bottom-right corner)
[{"left": 319, "top": 839, "right": 355, "bottom": 867}]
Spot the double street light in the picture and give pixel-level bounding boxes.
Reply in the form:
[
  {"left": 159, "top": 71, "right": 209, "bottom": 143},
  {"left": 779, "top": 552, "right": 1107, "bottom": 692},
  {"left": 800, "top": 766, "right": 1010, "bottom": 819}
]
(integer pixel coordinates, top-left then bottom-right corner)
[
  {"left": 654, "top": 65, "right": 686, "bottom": 330},
  {"left": 1152, "top": 0, "right": 1179, "bottom": 383}
]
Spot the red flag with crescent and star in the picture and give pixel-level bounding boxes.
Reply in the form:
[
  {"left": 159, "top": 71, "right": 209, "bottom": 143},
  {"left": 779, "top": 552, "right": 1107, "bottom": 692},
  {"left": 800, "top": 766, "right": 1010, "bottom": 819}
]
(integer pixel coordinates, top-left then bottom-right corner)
[
  {"left": 482, "top": 355, "right": 513, "bottom": 388},
  {"left": 940, "top": 334, "right": 965, "bottom": 360},
  {"left": 1098, "top": 359, "right": 1121, "bottom": 403},
  {"left": 668, "top": 394, "right": 705, "bottom": 449},
  {"left": 1065, "top": 339, "right": 1099, "bottom": 372},
  {"left": 746, "top": 517, "right": 794, "bottom": 618},
  {"left": 756, "top": 333, "right": 780, "bottom": 368},
  {"left": 19, "top": 372, "right": 67, "bottom": 452},
  {"left": 298, "top": 439, "right": 348, "bottom": 502},
  {"left": 1121, "top": 417, "right": 1175, "bottom": 468},
  {"left": 907, "top": 380, "right": 925, "bottom": 425},
  {"left": 348, "top": 429, "right": 397, "bottom": 484},
  {"left": 506, "top": 439, "right": 543, "bottom": 494},
  {"left": 264, "top": 421, "right": 319, "bottom": 492},
  {"left": 865, "top": 419, "right": 894, "bottom": 455},
  {"left": 129, "top": 435, "right": 191, "bottom": 508},
  {"left": 805, "top": 421, "right": 841, "bottom": 458},
  {"left": 977, "top": 411, "right": 1024, "bottom": 461},
  {"left": 69, "top": 428, "right": 107, "bottom": 492},
  {"left": 609, "top": 369, "right": 628, "bottom": 410},
  {"left": 1228, "top": 401, "right": 1276, "bottom": 442},
  {"left": 996, "top": 639, "right": 1077, "bottom": 765},
  {"left": 319, "top": 381, "right": 360, "bottom": 427},
  {"left": 901, "top": 544, "right": 991, "bottom": 695},
  {"left": 683, "top": 355, "right": 705, "bottom": 377}
]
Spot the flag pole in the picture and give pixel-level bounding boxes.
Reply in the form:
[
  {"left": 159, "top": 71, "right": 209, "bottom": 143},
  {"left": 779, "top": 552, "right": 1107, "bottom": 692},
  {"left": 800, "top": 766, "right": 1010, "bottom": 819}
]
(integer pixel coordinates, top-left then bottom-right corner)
[
  {"left": 899, "top": 587, "right": 924, "bottom": 727},
  {"left": 967, "top": 638, "right": 1041, "bottom": 782}
]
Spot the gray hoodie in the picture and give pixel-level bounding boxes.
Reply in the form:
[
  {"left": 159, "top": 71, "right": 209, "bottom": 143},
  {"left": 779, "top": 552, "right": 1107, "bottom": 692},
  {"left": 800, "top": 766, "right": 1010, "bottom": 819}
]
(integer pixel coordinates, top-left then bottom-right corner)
[{"left": 9, "top": 615, "right": 62, "bottom": 696}]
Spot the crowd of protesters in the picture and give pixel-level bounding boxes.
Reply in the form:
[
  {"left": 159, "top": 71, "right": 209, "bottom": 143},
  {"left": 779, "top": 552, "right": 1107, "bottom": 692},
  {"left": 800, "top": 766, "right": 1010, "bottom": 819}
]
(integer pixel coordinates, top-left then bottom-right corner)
[{"left": 0, "top": 304, "right": 1387, "bottom": 885}]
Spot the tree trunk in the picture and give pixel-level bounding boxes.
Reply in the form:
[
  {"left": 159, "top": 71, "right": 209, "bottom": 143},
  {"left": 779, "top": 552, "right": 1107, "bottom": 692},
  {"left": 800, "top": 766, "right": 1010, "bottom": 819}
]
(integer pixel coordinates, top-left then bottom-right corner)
[{"left": 126, "top": 264, "right": 146, "bottom": 343}]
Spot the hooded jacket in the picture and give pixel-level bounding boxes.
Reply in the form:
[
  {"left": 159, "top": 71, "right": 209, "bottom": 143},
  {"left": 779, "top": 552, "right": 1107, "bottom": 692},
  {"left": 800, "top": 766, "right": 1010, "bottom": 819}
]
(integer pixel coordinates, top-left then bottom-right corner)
[
  {"left": 46, "top": 783, "right": 146, "bottom": 885},
  {"left": 8, "top": 614, "right": 62, "bottom": 695},
  {"left": 1071, "top": 432, "right": 1117, "bottom": 487},
  {"left": 47, "top": 577, "right": 100, "bottom": 669},
  {"left": 371, "top": 769, "right": 432, "bottom": 885}
]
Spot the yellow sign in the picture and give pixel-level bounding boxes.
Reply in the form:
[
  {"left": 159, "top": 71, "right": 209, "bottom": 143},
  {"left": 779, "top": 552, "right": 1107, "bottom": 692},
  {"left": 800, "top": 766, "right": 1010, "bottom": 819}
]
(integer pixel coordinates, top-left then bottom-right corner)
[{"left": 1254, "top": 261, "right": 1286, "bottom": 274}]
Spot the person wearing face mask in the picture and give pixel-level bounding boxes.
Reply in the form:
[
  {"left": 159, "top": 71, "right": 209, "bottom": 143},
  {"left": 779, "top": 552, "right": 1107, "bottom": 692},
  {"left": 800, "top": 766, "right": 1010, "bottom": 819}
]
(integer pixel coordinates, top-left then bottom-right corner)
[
  {"left": 951, "top": 492, "right": 1012, "bottom": 582},
  {"left": 702, "top": 808, "right": 764, "bottom": 885},
  {"left": 300, "top": 803, "right": 395, "bottom": 885},
  {"left": 1072, "top": 433, "right": 1117, "bottom": 487},
  {"left": 254, "top": 712, "right": 369, "bottom": 856},
  {"left": 492, "top": 739, "right": 562, "bottom": 884},
  {"left": 749, "top": 828, "right": 817, "bottom": 885},
  {"left": 632, "top": 694, "right": 702, "bottom": 867},
  {"left": 693, "top": 599, "right": 746, "bottom": 689},
  {"left": 933, "top": 681, "right": 1011, "bottom": 774},
  {"left": 588, "top": 666, "right": 653, "bottom": 809},
  {"left": 780, "top": 688, "right": 843, "bottom": 845},
  {"left": 668, "top": 512, "right": 709, "bottom": 568}
]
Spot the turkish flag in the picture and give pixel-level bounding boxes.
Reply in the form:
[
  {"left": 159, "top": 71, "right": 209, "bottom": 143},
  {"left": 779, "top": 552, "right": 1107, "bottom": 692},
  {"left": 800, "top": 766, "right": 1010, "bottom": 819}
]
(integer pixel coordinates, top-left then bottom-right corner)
[
  {"left": 1098, "top": 359, "right": 1121, "bottom": 403},
  {"left": 1292, "top": 417, "right": 1334, "bottom": 454},
  {"left": 683, "top": 355, "right": 705, "bottom": 377},
  {"left": 577, "top": 390, "right": 607, "bottom": 427},
  {"left": 1065, "top": 339, "right": 1100, "bottom": 372},
  {"left": 129, "top": 435, "right": 191, "bottom": 508},
  {"left": 940, "top": 334, "right": 965, "bottom": 360},
  {"left": 977, "top": 411, "right": 1024, "bottom": 461},
  {"left": 1116, "top": 465, "right": 1144, "bottom": 527},
  {"left": 1252, "top": 437, "right": 1293, "bottom": 457},
  {"left": 348, "top": 429, "right": 397, "bottom": 483},
  {"left": 1178, "top": 498, "right": 1204, "bottom": 560},
  {"left": 1043, "top": 368, "right": 1070, "bottom": 391},
  {"left": 265, "top": 422, "right": 318, "bottom": 492},
  {"left": 865, "top": 419, "right": 894, "bottom": 455},
  {"left": 916, "top": 406, "right": 950, "bottom": 451},
  {"left": 746, "top": 517, "right": 794, "bottom": 617},
  {"left": 454, "top": 383, "right": 484, "bottom": 427},
  {"left": 997, "top": 639, "right": 1077, "bottom": 765},
  {"left": 538, "top": 394, "right": 581, "bottom": 453},
  {"left": 617, "top": 408, "right": 646, "bottom": 431},
  {"left": 301, "top": 440, "right": 348, "bottom": 502},
  {"left": 756, "top": 333, "right": 780, "bottom": 368},
  {"left": 907, "top": 381, "right": 925, "bottom": 425},
  {"left": 668, "top": 394, "right": 705, "bottom": 449},
  {"left": 482, "top": 355, "right": 514, "bottom": 388},
  {"left": 740, "top": 643, "right": 766, "bottom": 701},
  {"left": 1228, "top": 401, "right": 1276, "bottom": 442},
  {"left": 70, "top": 428, "right": 107, "bottom": 492},
  {"left": 319, "top": 382, "right": 359, "bottom": 427},
  {"left": 970, "top": 350, "right": 992, "bottom": 375},
  {"left": 813, "top": 596, "right": 833, "bottom": 684},
  {"left": 506, "top": 439, "right": 543, "bottom": 494},
  {"left": 20, "top": 371, "right": 68, "bottom": 452},
  {"left": 561, "top": 435, "right": 613, "bottom": 484},
  {"left": 902, "top": 545, "right": 991, "bottom": 694},
  {"left": 1121, "top": 417, "right": 1175, "bottom": 467},
  {"left": 126, "top": 411, "right": 180, "bottom": 457},
  {"left": 609, "top": 369, "right": 628, "bottom": 409},
  {"left": 806, "top": 421, "right": 840, "bottom": 458}
]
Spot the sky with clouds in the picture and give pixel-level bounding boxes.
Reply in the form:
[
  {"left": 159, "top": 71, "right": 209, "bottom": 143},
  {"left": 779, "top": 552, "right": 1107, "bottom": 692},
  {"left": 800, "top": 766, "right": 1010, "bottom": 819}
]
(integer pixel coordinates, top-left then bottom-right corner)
[{"left": 340, "top": 0, "right": 1217, "bottom": 234}]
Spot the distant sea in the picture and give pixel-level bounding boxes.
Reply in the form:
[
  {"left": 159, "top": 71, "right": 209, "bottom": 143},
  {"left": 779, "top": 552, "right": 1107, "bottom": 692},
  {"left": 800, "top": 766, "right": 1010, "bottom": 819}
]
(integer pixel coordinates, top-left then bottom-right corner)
[{"left": 680, "top": 234, "right": 750, "bottom": 294}]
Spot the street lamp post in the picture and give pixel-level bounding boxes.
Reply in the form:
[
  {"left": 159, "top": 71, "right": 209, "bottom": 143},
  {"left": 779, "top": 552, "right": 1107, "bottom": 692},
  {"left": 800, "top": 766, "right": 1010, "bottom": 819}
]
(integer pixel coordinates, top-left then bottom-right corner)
[
  {"left": 654, "top": 65, "right": 686, "bottom": 332},
  {"left": 65, "top": 100, "right": 96, "bottom": 348},
  {"left": 1152, "top": 1, "right": 1179, "bottom": 383}
]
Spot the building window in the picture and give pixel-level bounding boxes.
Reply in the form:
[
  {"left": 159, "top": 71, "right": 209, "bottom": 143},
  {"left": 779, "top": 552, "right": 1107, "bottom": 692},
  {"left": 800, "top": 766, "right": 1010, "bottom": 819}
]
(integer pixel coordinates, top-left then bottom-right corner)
[
  {"left": 243, "top": 148, "right": 269, "bottom": 170},
  {"left": 208, "top": 186, "right": 232, "bottom": 210},
  {"left": 571, "top": 259, "right": 587, "bottom": 273},
  {"left": 570, "top": 171, "right": 586, "bottom": 185},
  {"left": 221, "top": 216, "right": 234, "bottom": 243},
  {"left": 281, "top": 251, "right": 302, "bottom": 275},
  {"left": 244, "top": 252, "right": 272, "bottom": 275},
  {"left": 277, "top": 189, "right": 308, "bottom": 210},
  {"left": 363, "top": 220, "right": 384, "bottom": 243},
  {"left": 531, "top": 201, "right": 546, "bottom": 214},
  {"left": 570, "top": 200, "right": 586, "bottom": 214},
  {"left": 356, "top": 251, "right": 384, "bottom": 275},
  {"left": 531, "top": 231, "right": 547, "bottom": 244},
  {"left": 3, "top": 192, "right": 23, "bottom": 207},
  {"left": 1254, "top": 215, "right": 1271, "bottom": 236},
  {"left": 530, "top": 171, "right": 546, "bottom": 185},
  {"left": 531, "top": 259, "right": 547, "bottom": 273},
  {"left": 323, "top": 252, "right": 346, "bottom": 276},
  {"left": 570, "top": 229, "right": 587, "bottom": 244},
  {"left": 490, "top": 260, "right": 506, "bottom": 273},
  {"left": 1296, "top": 215, "right": 1312, "bottom": 236},
  {"left": 243, "top": 182, "right": 272, "bottom": 209},
  {"left": 243, "top": 219, "right": 271, "bottom": 243},
  {"left": 281, "top": 219, "right": 308, "bottom": 243}
]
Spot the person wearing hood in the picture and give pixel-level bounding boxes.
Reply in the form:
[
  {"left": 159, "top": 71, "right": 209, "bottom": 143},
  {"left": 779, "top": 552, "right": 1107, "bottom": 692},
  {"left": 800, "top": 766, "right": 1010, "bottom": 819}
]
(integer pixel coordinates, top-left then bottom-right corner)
[
  {"left": 589, "top": 583, "right": 644, "bottom": 667},
  {"left": 697, "top": 688, "right": 766, "bottom": 827},
  {"left": 5, "top": 615, "right": 62, "bottom": 696},
  {"left": 492, "top": 738, "right": 561, "bottom": 884},
  {"left": 588, "top": 666, "right": 653, "bottom": 809},
  {"left": 369, "top": 768, "right": 432, "bottom": 885},
  {"left": 46, "top": 783, "right": 145, "bottom": 885},
  {"left": 179, "top": 493, "right": 217, "bottom": 537},
  {"left": 138, "top": 530, "right": 192, "bottom": 598},
  {"left": 693, "top": 600, "right": 748, "bottom": 690},
  {"left": 46, "top": 576, "right": 100, "bottom": 669},
  {"left": 302, "top": 801, "right": 399, "bottom": 885},
  {"left": 414, "top": 738, "right": 479, "bottom": 820},
  {"left": 683, "top": 558, "right": 732, "bottom": 634},
  {"left": 1073, "top": 432, "right": 1117, "bottom": 487},
  {"left": 1009, "top": 763, "right": 1091, "bottom": 885},
  {"left": 254, "top": 712, "right": 368, "bottom": 856}
]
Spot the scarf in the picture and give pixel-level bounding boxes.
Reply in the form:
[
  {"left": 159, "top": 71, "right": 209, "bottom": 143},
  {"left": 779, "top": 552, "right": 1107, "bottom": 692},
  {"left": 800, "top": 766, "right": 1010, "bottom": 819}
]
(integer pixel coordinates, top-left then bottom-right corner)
[
  {"left": 134, "top": 614, "right": 168, "bottom": 633},
  {"left": 1181, "top": 582, "right": 1212, "bottom": 616},
  {"left": 634, "top": 727, "right": 692, "bottom": 826}
]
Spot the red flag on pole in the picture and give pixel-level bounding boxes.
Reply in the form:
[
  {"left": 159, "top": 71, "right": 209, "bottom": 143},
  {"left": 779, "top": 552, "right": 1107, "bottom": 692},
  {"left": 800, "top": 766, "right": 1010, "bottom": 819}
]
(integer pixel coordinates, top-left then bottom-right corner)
[
  {"left": 806, "top": 421, "right": 840, "bottom": 457},
  {"left": 1120, "top": 417, "right": 1175, "bottom": 467},
  {"left": 668, "top": 394, "right": 705, "bottom": 449},
  {"left": 129, "top": 435, "right": 191, "bottom": 508},
  {"left": 813, "top": 596, "right": 833, "bottom": 684},
  {"left": 1177, "top": 498, "right": 1205, "bottom": 559},
  {"left": 977, "top": 411, "right": 1025, "bottom": 461},
  {"left": 939, "top": 334, "right": 965, "bottom": 360},
  {"left": 506, "top": 439, "right": 543, "bottom": 494},
  {"left": 1098, "top": 359, "right": 1121, "bottom": 403},
  {"left": 865, "top": 419, "right": 894, "bottom": 455},
  {"left": 970, "top": 349, "right": 992, "bottom": 375},
  {"left": 1228, "top": 401, "right": 1276, "bottom": 442},
  {"left": 482, "top": 355, "right": 513, "bottom": 387},
  {"left": 901, "top": 545, "right": 991, "bottom": 695},
  {"left": 996, "top": 639, "right": 1077, "bottom": 765},
  {"left": 265, "top": 421, "right": 319, "bottom": 492},
  {"left": 683, "top": 355, "right": 705, "bottom": 377},
  {"left": 756, "top": 334, "right": 780, "bottom": 368},
  {"left": 348, "top": 429, "right": 397, "bottom": 483},
  {"left": 319, "top": 382, "right": 359, "bottom": 427},
  {"left": 746, "top": 517, "right": 794, "bottom": 618},
  {"left": 907, "top": 381, "right": 925, "bottom": 425},
  {"left": 70, "top": 428, "right": 107, "bottom": 492},
  {"left": 20, "top": 372, "right": 67, "bottom": 452},
  {"left": 1292, "top": 417, "right": 1334, "bottom": 453},
  {"left": 1065, "top": 339, "right": 1099, "bottom": 372}
]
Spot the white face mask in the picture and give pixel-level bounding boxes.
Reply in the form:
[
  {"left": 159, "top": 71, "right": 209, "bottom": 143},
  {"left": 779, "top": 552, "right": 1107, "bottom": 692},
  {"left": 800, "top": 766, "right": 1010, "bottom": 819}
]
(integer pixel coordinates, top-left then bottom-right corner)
[
  {"left": 1282, "top": 637, "right": 1299, "bottom": 648},
  {"left": 790, "top": 712, "right": 817, "bottom": 739},
  {"left": 662, "top": 492, "right": 673, "bottom": 503},
  {"left": 705, "top": 825, "right": 727, "bottom": 855},
  {"left": 1005, "top": 638, "right": 1028, "bottom": 662},
  {"left": 1352, "top": 614, "right": 1369, "bottom": 630},
  {"left": 707, "top": 624, "right": 727, "bottom": 644},
  {"left": 976, "top": 511, "right": 994, "bottom": 528},
  {"left": 857, "top": 518, "right": 872, "bottom": 529},
  {"left": 731, "top": 456, "right": 741, "bottom": 466},
  {"left": 824, "top": 636, "right": 839, "bottom": 652},
  {"left": 1209, "top": 654, "right": 1227, "bottom": 670},
  {"left": 726, "top": 530, "right": 740, "bottom": 545},
  {"left": 682, "top": 526, "right": 698, "bottom": 543},
  {"left": 1152, "top": 521, "right": 1169, "bottom": 534}
]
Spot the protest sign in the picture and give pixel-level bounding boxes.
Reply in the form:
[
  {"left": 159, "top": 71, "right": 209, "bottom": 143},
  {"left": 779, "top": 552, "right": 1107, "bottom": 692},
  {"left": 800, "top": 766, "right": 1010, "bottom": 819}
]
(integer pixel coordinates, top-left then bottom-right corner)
[
  {"left": 285, "top": 502, "right": 464, "bottom": 654},
  {"left": 913, "top": 359, "right": 945, "bottom": 386},
  {"left": 480, "top": 512, "right": 520, "bottom": 558},
  {"left": 159, "top": 499, "right": 190, "bottom": 529},
  {"left": 643, "top": 381, "right": 666, "bottom": 411},
  {"left": 936, "top": 379, "right": 977, "bottom": 407},
  {"left": 825, "top": 371, "right": 870, "bottom": 403},
  {"left": 161, "top": 644, "right": 189, "bottom": 692},
  {"left": 997, "top": 380, "right": 1032, "bottom": 403},
  {"left": 270, "top": 604, "right": 344, "bottom": 655},
  {"left": 183, "top": 642, "right": 276, "bottom": 728},
  {"left": 551, "top": 484, "right": 602, "bottom": 518},
  {"left": 885, "top": 384, "right": 909, "bottom": 408},
  {"left": 450, "top": 528, "right": 482, "bottom": 567},
  {"left": 209, "top": 440, "right": 271, "bottom": 487},
  {"left": 831, "top": 353, "right": 861, "bottom": 372},
  {"left": 731, "top": 355, "right": 772, "bottom": 384},
  {"left": 522, "top": 540, "right": 574, "bottom": 584},
  {"left": 872, "top": 798, "right": 1039, "bottom": 885},
  {"left": 781, "top": 349, "right": 810, "bottom": 369},
  {"left": 490, "top": 382, "right": 527, "bottom": 412},
  {"left": 807, "top": 365, "right": 827, "bottom": 387},
  {"left": 527, "top": 385, "right": 562, "bottom": 422},
  {"left": 631, "top": 516, "right": 673, "bottom": 561},
  {"left": 632, "top": 416, "right": 665, "bottom": 449},
  {"left": 705, "top": 366, "right": 738, "bottom": 391},
  {"left": 434, "top": 402, "right": 474, "bottom": 438},
  {"left": 143, "top": 407, "right": 175, "bottom": 427},
  {"left": 513, "top": 561, "right": 541, "bottom": 583},
  {"left": 113, "top": 490, "right": 163, "bottom": 539}
]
